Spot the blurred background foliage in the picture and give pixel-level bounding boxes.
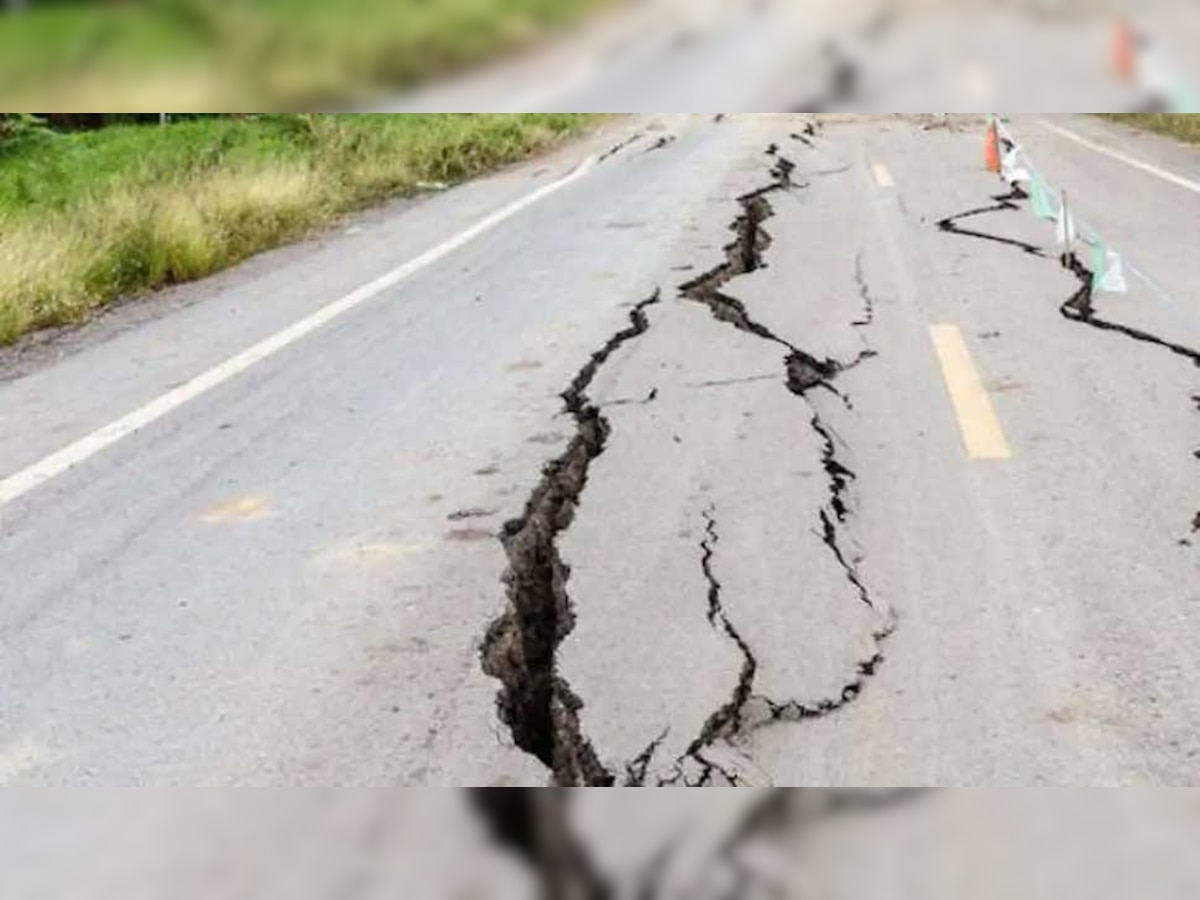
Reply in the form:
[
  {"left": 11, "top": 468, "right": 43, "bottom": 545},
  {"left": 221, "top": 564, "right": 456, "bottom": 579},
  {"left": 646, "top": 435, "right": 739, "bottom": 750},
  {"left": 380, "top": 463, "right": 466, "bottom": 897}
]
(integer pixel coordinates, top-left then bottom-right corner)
[{"left": 0, "top": 0, "right": 612, "bottom": 110}]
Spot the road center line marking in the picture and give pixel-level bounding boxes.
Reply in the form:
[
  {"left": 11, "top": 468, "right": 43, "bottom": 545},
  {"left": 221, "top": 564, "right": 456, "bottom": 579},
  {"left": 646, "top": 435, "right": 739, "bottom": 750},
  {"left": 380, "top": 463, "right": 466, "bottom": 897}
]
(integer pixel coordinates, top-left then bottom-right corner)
[
  {"left": 929, "top": 325, "right": 1012, "bottom": 460},
  {"left": 872, "top": 163, "right": 895, "bottom": 187},
  {"left": 0, "top": 156, "right": 598, "bottom": 511},
  {"left": 1037, "top": 120, "right": 1200, "bottom": 195}
]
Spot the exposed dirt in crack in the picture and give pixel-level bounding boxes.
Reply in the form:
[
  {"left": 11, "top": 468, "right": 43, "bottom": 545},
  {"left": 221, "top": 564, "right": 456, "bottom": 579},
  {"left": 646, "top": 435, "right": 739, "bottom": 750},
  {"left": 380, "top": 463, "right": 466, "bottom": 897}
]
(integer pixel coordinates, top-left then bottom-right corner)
[
  {"left": 643, "top": 148, "right": 895, "bottom": 786},
  {"left": 484, "top": 142, "right": 889, "bottom": 789},
  {"left": 481, "top": 292, "right": 661, "bottom": 787},
  {"left": 936, "top": 186, "right": 1200, "bottom": 540},
  {"left": 598, "top": 131, "right": 645, "bottom": 163}
]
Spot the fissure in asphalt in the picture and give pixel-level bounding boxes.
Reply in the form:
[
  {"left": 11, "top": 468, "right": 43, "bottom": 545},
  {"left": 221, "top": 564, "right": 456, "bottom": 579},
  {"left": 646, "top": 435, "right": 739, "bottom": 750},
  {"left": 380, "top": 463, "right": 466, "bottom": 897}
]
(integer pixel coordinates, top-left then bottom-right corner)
[
  {"left": 936, "top": 186, "right": 1045, "bottom": 256},
  {"left": 481, "top": 292, "right": 661, "bottom": 787},
  {"left": 485, "top": 145, "right": 895, "bottom": 788},
  {"left": 936, "top": 185, "right": 1200, "bottom": 540},
  {"left": 689, "top": 509, "right": 759, "bottom": 749},
  {"left": 653, "top": 148, "right": 895, "bottom": 786},
  {"left": 1059, "top": 254, "right": 1200, "bottom": 367}
]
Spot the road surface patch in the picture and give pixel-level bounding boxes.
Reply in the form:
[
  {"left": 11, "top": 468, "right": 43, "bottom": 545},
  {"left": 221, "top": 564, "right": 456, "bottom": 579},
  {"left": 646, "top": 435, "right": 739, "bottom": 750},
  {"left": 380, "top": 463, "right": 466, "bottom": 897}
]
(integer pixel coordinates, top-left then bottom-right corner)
[
  {"left": 199, "top": 495, "right": 271, "bottom": 524},
  {"left": 929, "top": 325, "right": 1013, "bottom": 461},
  {"left": 446, "top": 528, "right": 494, "bottom": 543}
]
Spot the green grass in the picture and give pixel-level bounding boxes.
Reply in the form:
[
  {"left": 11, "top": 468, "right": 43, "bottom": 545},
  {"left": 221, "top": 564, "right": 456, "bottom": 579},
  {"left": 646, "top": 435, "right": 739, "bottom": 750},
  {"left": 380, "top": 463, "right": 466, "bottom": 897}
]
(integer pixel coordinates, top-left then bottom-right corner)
[
  {"left": 0, "top": 0, "right": 613, "bottom": 110},
  {"left": 0, "top": 114, "right": 598, "bottom": 344},
  {"left": 1101, "top": 114, "right": 1200, "bottom": 145}
]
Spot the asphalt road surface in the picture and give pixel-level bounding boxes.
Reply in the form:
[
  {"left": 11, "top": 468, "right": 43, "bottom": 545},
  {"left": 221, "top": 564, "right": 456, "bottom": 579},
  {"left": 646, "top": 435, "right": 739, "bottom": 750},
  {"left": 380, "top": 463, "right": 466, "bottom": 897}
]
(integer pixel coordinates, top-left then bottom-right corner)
[{"left": 1, "top": 114, "right": 1198, "bottom": 799}]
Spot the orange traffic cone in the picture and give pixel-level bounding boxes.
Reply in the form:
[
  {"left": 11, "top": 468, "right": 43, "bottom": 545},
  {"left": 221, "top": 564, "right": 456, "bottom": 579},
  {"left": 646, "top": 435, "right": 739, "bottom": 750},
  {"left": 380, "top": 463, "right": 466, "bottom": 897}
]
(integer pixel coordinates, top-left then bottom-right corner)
[
  {"left": 984, "top": 119, "right": 1001, "bottom": 173},
  {"left": 1113, "top": 18, "right": 1136, "bottom": 81}
]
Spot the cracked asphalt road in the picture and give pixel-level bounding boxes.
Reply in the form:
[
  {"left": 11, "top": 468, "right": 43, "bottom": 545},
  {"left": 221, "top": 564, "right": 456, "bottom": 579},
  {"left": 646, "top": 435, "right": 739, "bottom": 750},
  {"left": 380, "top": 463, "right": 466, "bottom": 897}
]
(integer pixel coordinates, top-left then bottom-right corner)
[{"left": 1, "top": 114, "right": 1198, "bottom": 796}]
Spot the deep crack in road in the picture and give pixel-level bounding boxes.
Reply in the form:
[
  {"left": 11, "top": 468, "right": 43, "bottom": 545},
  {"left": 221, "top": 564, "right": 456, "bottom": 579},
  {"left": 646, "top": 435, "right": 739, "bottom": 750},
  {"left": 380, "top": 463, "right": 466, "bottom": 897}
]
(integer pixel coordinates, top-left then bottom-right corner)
[
  {"left": 483, "top": 140, "right": 897, "bottom": 787},
  {"left": 481, "top": 293, "right": 662, "bottom": 787}
]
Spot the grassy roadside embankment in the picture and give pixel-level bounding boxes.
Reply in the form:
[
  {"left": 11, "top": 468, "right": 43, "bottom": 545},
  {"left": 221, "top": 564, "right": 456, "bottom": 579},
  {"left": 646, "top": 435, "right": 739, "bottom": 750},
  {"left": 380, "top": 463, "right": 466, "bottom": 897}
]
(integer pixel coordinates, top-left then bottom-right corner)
[
  {"left": 0, "top": 114, "right": 598, "bottom": 345},
  {"left": 1101, "top": 114, "right": 1200, "bottom": 145},
  {"left": 0, "top": 0, "right": 616, "bottom": 110}
]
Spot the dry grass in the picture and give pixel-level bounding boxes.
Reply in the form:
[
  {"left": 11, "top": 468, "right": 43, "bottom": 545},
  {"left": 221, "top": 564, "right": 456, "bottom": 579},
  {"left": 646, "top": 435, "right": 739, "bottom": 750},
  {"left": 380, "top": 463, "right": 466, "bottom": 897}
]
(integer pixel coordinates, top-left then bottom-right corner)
[
  {"left": 0, "top": 165, "right": 327, "bottom": 341},
  {"left": 0, "top": 114, "right": 595, "bottom": 344},
  {"left": 1102, "top": 114, "right": 1200, "bottom": 145}
]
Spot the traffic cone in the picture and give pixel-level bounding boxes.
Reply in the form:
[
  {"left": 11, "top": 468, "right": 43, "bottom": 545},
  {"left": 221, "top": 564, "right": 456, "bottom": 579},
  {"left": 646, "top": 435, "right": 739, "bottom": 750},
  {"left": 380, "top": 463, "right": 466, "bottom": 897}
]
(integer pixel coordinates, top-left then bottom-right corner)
[
  {"left": 984, "top": 119, "right": 1001, "bottom": 173},
  {"left": 1113, "top": 18, "right": 1136, "bottom": 81}
]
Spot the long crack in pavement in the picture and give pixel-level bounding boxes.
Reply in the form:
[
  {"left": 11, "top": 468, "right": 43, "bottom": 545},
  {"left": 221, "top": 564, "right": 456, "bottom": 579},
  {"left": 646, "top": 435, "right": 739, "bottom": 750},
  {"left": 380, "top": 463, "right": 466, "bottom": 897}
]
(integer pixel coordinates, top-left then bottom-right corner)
[
  {"left": 647, "top": 506, "right": 760, "bottom": 789},
  {"left": 1059, "top": 255, "right": 1200, "bottom": 368},
  {"left": 650, "top": 146, "right": 896, "bottom": 787},
  {"left": 484, "top": 142, "right": 896, "bottom": 787},
  {"left": 937, "top": 185, "right": 1200, "bottom": 542},
  {"left": 936, "top": 186, "right": 1046, "bottom": 257},
  {"left": 481, "top": 292, "right": 662, "bottom": 787}
]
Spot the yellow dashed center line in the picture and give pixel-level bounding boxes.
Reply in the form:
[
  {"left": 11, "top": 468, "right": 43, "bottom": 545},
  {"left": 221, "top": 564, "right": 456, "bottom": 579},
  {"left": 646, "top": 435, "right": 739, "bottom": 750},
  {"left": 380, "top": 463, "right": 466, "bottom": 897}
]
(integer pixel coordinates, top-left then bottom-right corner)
[{"left": 929, "top": 325, "right": 1012, "bottom": 460}]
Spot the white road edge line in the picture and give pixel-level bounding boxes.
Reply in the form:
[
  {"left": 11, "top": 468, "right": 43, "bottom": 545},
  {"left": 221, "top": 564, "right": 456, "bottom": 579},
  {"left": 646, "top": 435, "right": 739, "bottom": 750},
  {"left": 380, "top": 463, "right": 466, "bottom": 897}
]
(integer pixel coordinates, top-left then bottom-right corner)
[
  {"left": 1037, "top": 119, "right": 1200, "bottom": 195},
  {"left": 0, "top": 155, "right": 598, "bottom": 510}
]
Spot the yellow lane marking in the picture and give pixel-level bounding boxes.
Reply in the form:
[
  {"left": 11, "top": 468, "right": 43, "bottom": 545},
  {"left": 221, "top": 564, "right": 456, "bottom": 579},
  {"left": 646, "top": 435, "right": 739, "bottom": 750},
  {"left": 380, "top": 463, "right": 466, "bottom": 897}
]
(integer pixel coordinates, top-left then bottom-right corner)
[
  {"left": 199, "top": 494, "right": 270, "bottom": 524},
  {"left": 872, "top": 163, "right": 895, "bottom": 188},
  {"left": 929, "top": 325, "right": 1012, "bottom": 460}
]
